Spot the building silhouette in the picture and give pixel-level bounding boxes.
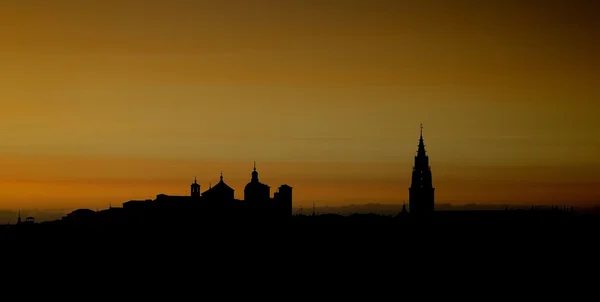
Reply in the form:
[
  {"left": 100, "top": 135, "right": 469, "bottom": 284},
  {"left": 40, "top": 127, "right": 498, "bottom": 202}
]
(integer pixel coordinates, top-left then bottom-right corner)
[
  {"left": 409, "top": 124, "right": 435, "bottom": 217},
  {"left": 191, "top": 177, "right": 200, "bottom": 198},
  {"left": 244, "top": 162, "right": 270, "bottom": 203},
  {"left": 201, "top": 171, "right": 235, "bottom": 202},
  {"left": 118, "top": 164, "right": 292, "bottom": 223},
  {"left": 274, "top": 184, "right": 293, "bottom": 216},
  {"left": 15, "top": 210, "right": 35, "bottom": 225}
]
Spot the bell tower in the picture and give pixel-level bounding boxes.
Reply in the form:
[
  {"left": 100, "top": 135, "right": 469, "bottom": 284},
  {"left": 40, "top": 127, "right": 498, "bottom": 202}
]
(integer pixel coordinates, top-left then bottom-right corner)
[{"left": 191, "top": 177, "right": 201, "bottom": 198}]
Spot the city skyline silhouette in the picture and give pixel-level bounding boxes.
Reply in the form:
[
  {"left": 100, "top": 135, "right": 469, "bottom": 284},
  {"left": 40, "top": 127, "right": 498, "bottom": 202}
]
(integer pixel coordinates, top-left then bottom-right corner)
[{"left": 2, "top": 126, "right": 596, "bottom": 227}]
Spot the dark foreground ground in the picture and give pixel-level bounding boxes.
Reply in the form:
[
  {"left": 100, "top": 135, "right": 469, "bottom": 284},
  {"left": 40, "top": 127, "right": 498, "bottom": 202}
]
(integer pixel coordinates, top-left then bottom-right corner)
[
  {"left": 3, "top": 210, "right": 599, "bottom": 236},
  {"left": 3, "top": 210, "right": 599, "bottom": 279}
]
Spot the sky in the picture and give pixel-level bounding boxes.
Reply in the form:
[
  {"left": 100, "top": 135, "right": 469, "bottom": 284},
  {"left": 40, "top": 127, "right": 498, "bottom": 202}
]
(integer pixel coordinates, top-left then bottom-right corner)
[{"left": 0, "top": 0, "right": 599, "bottom": 212}]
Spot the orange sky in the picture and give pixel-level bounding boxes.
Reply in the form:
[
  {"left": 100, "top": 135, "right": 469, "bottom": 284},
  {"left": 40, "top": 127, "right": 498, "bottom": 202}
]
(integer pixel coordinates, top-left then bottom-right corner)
[{"left": 0, "top": 0, "right": 599, "bottom": 211}]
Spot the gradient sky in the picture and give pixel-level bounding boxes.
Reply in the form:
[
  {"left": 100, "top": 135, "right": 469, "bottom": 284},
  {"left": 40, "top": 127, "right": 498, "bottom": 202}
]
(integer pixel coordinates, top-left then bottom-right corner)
[{"left": 1, "top": 0, "right": 599, "bottom": 211}]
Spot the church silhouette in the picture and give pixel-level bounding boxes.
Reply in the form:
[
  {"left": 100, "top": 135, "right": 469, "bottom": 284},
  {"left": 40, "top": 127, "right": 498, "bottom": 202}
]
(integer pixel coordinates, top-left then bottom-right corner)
[{"left": 116, "top": 163, "right": 293, "bottom": 223}]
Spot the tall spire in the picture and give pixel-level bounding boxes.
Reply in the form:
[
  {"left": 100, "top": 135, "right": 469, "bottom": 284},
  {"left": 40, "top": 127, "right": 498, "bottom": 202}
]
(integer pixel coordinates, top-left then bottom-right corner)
[
  {"left": 194, "top": 176, "right": 197, "bottom": 184},
  {"left": 409, "top": 123, "right": 435, "bottom": 217},
  {"left": 220, "top": 170, "right": 223, "bottom": 182},
  {"left": 417, "top": 123, "right": 427, "bottom": 157},
  {"left": 253, "top": 161, "right": 256, "bottom": 171}
]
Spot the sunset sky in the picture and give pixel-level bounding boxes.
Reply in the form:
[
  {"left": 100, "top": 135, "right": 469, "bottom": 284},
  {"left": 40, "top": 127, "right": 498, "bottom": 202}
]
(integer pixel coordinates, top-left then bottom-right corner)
[{"left": 1, "top": 0, "right": 599, "bottom": 211}]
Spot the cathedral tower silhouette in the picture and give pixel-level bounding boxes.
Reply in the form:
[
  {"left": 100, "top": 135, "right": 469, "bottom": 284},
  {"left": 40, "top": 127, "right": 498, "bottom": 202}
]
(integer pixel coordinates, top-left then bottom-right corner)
[{"left": 409, "top": 124, "right": 435, "bottom": 217}]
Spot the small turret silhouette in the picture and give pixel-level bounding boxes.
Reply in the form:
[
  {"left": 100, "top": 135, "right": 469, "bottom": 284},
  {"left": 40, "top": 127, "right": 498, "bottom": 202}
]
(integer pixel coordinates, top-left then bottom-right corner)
[
  {"left": 251, "top": 161, "right": 259, "bottom": 182},
  {"left": 191, "top": 176, "right": 201, "bottom": 197}
]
